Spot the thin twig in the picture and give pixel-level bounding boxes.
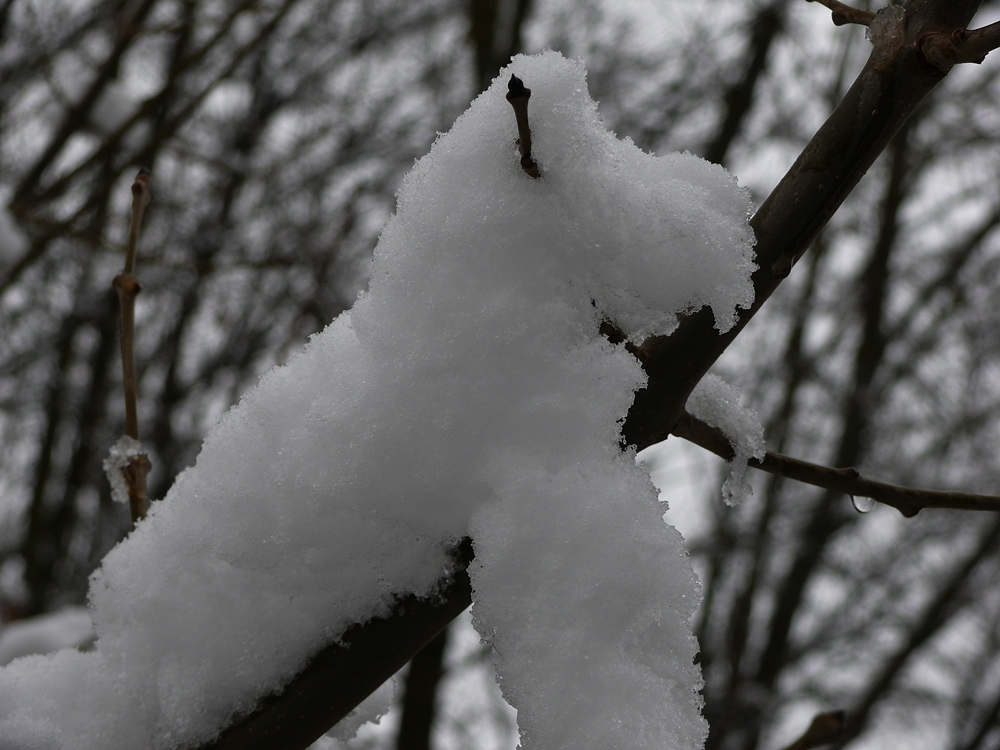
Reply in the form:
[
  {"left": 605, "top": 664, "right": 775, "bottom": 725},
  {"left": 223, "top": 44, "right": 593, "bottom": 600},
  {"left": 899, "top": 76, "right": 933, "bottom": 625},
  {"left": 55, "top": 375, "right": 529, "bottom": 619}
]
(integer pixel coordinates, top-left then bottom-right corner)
[
  {"left": 918, "top": 20, "right": 1000, "bottom": 71},
  {"left": 672, "top": 411, "right": 1000, "bottom": 517},
  {"left": 780, "top": 711, "right": 846, "bottom": 750},
  {"left": 111, "top": 169, "right": 153, "bottom": 525},
  {"left": 805, "top": 0, "right": 875, "bottom": 27},
  {"left": 505, "top": 75, "right": 540, "bottom": 178}
]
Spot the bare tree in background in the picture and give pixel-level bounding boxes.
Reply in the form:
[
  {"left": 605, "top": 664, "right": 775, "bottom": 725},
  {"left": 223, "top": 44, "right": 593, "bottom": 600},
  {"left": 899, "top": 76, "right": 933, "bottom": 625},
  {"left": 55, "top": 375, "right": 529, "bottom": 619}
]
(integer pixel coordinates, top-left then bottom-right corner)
[{"left": 3, "top": 1, "right": 1000, "bottom": 750}]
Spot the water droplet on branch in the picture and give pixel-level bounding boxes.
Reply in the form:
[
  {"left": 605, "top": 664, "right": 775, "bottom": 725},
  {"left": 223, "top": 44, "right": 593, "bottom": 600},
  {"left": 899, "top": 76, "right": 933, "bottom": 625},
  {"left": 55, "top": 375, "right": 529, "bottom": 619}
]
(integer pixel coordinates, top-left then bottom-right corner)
[{"left": 851, "top": 495, "right": 876, "bottom": 513}]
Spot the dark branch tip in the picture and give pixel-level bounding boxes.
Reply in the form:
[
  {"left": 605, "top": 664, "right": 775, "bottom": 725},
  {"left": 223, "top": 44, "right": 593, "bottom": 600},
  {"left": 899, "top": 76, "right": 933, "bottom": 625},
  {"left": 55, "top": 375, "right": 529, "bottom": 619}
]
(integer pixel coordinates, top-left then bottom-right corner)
[{"left": 507, "top": 74, "right": 529, "bottom": 100}]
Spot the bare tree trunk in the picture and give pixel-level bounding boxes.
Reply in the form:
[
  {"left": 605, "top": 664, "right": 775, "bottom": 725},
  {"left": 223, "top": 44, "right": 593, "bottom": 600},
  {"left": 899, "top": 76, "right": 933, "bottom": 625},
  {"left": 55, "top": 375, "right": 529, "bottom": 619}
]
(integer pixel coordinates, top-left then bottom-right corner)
[{"left": 396, "top": 628, "right": 450, "bottom": 750}]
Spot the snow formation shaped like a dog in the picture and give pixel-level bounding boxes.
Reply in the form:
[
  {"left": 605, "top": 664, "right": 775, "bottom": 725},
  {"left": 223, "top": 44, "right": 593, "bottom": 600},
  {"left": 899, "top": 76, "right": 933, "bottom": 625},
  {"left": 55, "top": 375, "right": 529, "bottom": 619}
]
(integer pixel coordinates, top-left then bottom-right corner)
[{"left": 0, "top": 51, "right": 755, "bottom": 750}]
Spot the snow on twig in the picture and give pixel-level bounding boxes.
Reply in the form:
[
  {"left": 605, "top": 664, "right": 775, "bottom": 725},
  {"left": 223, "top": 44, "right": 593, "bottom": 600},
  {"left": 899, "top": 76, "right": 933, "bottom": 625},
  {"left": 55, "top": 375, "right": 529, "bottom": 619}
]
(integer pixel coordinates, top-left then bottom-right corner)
[{"left": 672, "top": 411, "right": 1000, "bottom": 516}]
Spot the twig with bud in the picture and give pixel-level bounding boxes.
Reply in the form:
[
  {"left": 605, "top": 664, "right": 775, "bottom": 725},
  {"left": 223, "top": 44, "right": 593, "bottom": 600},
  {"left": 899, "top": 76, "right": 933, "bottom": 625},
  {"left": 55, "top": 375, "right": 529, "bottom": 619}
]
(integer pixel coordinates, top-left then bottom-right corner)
[
  {"left": 506, "top": 75, "right": 540, "bottom": 179},
  {"left": 110, "top": 169, "right": 153, "bottom": 525}
]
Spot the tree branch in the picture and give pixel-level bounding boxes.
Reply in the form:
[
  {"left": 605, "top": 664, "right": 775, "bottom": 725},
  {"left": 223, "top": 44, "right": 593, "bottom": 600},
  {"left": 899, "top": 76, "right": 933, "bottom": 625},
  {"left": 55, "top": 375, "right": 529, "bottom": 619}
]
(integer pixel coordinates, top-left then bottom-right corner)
[
  {"left": 671, "top": 411, "right": 1000, "bottom": 517},
  {"left": 806, "top": 0, "right": 876, "bottom": 27},
  {"left": 200, "top": 539, "right": 473, "bottom": 750},
  {"left": 622, "top": 0, "right": 985, "bottom": 452}
]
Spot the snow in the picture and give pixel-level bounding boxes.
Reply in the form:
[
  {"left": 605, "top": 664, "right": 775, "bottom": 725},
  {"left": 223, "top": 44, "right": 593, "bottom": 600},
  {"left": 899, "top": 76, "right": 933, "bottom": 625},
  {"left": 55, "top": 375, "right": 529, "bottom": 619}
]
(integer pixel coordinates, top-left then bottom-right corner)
[
  {"left": 685, "top": 374, "right": 765, "bottom": 505},
  {"left": 0, "top": 608, "right": 95, "bottom": 667},
  {"left": 0, "top": 52, "right": 755, "bottom": 750},
  {"left": 102, "top": 436, "right": 146, "bottom": 505},
  {"left": 866, "top": 4, "right": 906, "bottom": 53}
]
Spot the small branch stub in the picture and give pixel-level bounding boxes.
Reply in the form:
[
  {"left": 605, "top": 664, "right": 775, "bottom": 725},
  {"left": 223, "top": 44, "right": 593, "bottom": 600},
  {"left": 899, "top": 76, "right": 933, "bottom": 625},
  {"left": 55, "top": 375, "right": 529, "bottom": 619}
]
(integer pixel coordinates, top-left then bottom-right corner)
[
  {"left": 919, "top": 20, "right": 1000, "bottom": 72},
  {"left": 112, "top": 168, "right": 153, "bottom": 525},
  {"left": 805, "top": 0, "right": 875, "bottom": 27},
  {"left": 506, "top": 75, "right": 540, "bottom": 179}
]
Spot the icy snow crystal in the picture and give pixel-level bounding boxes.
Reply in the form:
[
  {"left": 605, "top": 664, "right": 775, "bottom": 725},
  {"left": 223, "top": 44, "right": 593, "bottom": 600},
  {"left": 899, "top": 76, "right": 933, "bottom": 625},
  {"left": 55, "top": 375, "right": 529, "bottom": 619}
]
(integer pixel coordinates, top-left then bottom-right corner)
[
  {"left": 0, "top": 52, "right": 754, "bottom": 750},
  {"left": 102, "top": 435, "right": 146, "bottom": 505},
  {"left": 686, "top": 374, "right": 765, "bottom": 505}
]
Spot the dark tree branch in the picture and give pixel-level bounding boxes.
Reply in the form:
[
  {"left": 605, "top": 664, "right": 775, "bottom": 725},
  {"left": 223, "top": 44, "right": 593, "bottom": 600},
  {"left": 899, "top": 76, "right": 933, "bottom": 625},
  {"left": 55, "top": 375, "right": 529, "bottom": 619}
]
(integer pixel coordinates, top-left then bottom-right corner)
[
  {"left": 468, "top": 0, "right": 534, "bottom": 93},
  {"left": 672, "top": 411, "right": 1000, "bottom": 516},
  {"left": 10, "top": 0, "right": 159, "bottom": 209},
  {"left": 396, "top": 627, "right": 450, "bottom": 750},
  {"left": 750, "top": 116, "right": 916, "bottom": 707},
  {"left": 621, "top": 0, "right": 985, "bottom": 452},
  {"left": 200, "top": 540, "right": 473, "bottom": 750},
  {"left": 836, "top": 517, "right": 1000, "bottom": 746},
  {"left": 21, "top": 315, "right": 80, "bottom": 617},
  {"left": 469, "top": 0, "right": 500, "bottom": 93},
  {"left": 954, "top": 680, "right": 1000, "bottom": 750},
  {"left": 703, "top": 0, "right": 788, "bottom": 166}
]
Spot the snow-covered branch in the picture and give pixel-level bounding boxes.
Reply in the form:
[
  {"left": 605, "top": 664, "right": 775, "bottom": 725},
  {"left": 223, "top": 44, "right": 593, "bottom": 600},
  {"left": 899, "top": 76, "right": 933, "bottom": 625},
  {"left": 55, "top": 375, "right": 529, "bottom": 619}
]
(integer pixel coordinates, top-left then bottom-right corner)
[
  {"left": 622, "top": 0, "right": 984, "bottom": 451},
  {"left": 201, "top": 540, "right": 473, "bottom": 750},
  {"left": 189, "top": 4, "right": 990, "bottom": 746},
  {"left": 1, "top": 3, "right": 994, "bottom": 749}
]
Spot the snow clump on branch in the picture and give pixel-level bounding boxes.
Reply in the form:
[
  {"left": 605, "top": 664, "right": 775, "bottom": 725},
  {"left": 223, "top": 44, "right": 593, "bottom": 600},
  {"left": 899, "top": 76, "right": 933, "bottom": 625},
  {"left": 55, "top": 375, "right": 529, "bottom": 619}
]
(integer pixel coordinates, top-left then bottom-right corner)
[
  {"left": 686, "top": 374, "right": 765, "bottom": 505},
  {"left": 0, "top": 51, "right": 755, "bottom": 750}
]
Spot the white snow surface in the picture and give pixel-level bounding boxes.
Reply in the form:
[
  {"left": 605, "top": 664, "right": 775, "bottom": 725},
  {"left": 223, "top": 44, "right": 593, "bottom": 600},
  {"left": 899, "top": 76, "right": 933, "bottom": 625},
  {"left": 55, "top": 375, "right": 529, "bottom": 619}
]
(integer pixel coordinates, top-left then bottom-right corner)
[
  {"left": 0, "top": 52, "right": 755, "bottom": 750},
  {"left": 686, "top": 374, "right": 765, "bottom": 505}
]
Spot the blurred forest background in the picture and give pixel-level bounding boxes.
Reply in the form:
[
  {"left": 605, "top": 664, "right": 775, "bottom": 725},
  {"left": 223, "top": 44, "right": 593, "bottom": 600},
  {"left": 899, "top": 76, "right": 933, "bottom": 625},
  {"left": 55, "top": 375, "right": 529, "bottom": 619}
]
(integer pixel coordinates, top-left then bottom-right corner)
[{"left": 1, "top": 1, "right": 1000, "bottom": 749}]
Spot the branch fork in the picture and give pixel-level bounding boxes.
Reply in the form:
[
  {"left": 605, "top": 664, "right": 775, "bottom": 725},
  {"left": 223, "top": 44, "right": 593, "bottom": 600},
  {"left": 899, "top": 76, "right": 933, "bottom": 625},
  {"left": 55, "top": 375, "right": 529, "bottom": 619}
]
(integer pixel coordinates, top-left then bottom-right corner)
[{"left": 918, "top": 20, "right": 1000, "bottom": 72}]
